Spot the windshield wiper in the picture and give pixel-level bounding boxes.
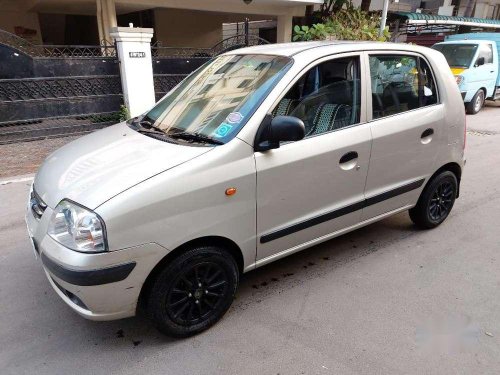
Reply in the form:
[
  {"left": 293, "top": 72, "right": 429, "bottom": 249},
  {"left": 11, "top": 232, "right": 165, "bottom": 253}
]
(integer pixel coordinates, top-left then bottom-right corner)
[
  {"left": 137, "top": 119, "right": 165, "bottom": 132},
  {"left": 170, "top": 131, "right": 224, "bottom": 145}
]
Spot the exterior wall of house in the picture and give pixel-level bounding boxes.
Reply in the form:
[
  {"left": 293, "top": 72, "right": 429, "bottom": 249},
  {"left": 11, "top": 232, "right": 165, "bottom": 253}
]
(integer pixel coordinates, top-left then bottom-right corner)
[
  {"left": 222, "top": 20, "right": 277, "bottom": 40},
  {"left": 154, "top": 8, "right": 269, "bottom": 47},
  {"left": 455, "top": 0, "right": 500, "bottom": 17},
  {"left": 350, "top": 0, "right": 500, "bottom": 18},
  {"left": 0, "top": 11, "right": 42, "bottom": 44}
]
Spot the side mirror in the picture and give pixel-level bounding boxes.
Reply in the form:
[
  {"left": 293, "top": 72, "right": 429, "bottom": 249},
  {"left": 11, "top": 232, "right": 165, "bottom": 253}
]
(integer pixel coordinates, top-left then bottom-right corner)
[
  {"left": 255, "top": 115, "right": 305, "bottom": 152},
  {"left": 475, "top": 57, "right": 485, "bottom": 67}
]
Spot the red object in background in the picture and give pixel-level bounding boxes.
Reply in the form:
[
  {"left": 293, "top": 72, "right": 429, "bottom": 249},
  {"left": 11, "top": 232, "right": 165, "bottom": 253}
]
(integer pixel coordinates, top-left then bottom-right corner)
[{"left": 406, "top": 34, "right": 445, "bottom": 47}]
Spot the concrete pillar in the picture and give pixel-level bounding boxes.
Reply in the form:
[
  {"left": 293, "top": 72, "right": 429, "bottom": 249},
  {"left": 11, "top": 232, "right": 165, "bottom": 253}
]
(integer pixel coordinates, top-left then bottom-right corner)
[
  {"left": 277, "top": 14, "right": 293, "bottom": 43},
  {"left": 110, "top": 27, "right": 156, "bottom": 118},
  {"left": 97, "top": 0, "right": 117, "bottom": 43}
]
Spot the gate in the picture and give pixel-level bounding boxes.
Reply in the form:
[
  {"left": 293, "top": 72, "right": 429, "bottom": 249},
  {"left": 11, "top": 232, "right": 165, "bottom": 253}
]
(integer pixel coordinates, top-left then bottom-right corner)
[
  {"left": 0, "top": 30, "right": 122, "bottom": 144},
  {"left": 0, "top": 27, "right": 269, "bottom": 145}
]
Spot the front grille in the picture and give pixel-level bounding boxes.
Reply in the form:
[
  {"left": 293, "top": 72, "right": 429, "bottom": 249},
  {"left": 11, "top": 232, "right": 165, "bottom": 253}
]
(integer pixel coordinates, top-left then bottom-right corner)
[{"left": 30, "top": 188, "right": 47, "bottom": 219}]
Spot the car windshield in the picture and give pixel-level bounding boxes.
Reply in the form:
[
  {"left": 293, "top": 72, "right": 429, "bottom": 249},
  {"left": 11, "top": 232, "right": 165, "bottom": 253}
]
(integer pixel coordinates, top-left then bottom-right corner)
[
  {"left": 139, "top": 54, "right": 292, "bottom": 144},
  {"left": 432, "top": 43, "right": 478, "bottom": 68}
]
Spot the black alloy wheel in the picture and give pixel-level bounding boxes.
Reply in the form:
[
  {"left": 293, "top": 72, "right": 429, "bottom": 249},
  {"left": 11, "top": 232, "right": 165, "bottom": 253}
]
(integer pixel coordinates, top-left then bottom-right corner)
[
  {"left": 166, "top": 261, "right": 230, "bottom": 326},
  {"left": 147, "top": 246, "right": 239, "bottom": 337},
  {"left": 428, "top": 180, "right": 454, "bottom": 222},
  {"left": 409, "top": 171, "right": 458, "bottom": 229}
]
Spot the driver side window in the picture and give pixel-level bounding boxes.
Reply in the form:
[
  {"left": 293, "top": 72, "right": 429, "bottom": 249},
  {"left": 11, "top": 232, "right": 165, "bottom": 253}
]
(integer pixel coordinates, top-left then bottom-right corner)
[{"left": 270, "top": 56, "right": 361, "bottom": 137}]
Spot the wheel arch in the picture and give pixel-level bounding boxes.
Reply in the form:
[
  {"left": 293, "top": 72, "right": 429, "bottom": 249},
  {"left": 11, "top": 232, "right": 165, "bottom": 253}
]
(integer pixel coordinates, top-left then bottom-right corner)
[
  {"left": 429, "top": 162, "right": 462, "bottom": 198},
  {"left": 137, "top": 236, "right": 244, "bottom": 312}
]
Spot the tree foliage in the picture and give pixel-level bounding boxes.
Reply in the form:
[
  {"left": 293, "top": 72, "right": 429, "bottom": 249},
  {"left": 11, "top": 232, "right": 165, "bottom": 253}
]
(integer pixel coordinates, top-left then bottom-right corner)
[{"left": 293, "top": 2, "right": 390, "bottom": 42}]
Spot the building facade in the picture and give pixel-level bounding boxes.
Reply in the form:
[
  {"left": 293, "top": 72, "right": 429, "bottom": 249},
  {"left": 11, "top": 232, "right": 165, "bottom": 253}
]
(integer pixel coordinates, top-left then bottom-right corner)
[{"left": 0, "top": 0, "right": 322, "bottom": 47}]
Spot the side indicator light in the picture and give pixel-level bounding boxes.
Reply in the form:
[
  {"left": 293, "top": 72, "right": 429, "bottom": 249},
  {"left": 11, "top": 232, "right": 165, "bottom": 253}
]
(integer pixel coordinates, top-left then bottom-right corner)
[{"left": 225, "top": 187, "right": 237, "bottom": 196}]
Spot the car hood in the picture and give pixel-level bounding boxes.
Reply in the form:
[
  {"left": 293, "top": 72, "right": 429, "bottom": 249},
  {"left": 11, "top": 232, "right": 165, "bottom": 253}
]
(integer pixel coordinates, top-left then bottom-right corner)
[{"left": 34, "top": 123, "right": 213, "bottom": 209}]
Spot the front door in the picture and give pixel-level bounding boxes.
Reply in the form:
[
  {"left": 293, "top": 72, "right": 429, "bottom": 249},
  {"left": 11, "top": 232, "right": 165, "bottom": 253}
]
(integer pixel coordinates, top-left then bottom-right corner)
[
  {"left": 254, "top": 54, "right": 372, "bottom": 263},
  {"left": 473, "top": 43, "right": 497, "bottom": 98}
]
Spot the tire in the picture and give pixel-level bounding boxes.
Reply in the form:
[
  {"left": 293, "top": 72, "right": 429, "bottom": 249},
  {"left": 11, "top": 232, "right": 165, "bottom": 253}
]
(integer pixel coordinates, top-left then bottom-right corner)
[
  {"left": 409, "top": 171, "right": 458, "bottom": 229},
  {"left": 466, "top": 89, "right": 484, "bottom": 115},
  {"left": 147, "top": 246, "right": 239, "bottom": 337}
]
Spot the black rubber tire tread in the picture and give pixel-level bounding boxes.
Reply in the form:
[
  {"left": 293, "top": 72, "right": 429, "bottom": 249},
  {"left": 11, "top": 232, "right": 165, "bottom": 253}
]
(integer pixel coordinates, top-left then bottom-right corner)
[
  {"left": 147, "top": 245, "right": 239, "bottom": 337},
  {"left": 409, "top": 171, "right": 457, "bottom": 229},
  {"left": 466, "top": 89, "right": 484, "bottom": 115}
]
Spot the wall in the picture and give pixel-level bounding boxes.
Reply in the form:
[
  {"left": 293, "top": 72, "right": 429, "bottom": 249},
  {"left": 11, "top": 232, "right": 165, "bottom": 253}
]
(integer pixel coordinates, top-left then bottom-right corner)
[
  {"left": 0, "top": 11, "right": 42, "bottom": 44},
  {"left": 222, "top": 20, "right": 276, "bottom": 40},
  {"left": 154, "top": 8, "right": 272, "bottom": 47},
  {"left": 38, "top": 14, "right": 66, "bottom": 44},
  {"left": 351, "top": 0, "right": 421, "bottom": 12}
]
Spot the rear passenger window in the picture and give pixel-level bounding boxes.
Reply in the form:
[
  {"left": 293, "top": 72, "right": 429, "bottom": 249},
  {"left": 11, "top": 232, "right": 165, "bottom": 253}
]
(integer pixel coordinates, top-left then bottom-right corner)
[
  {"left": 369, "top": 55, "right": 438, "bottom": 120},
  {"left": 271, "top": 56, "right": 361, "bottom": 137}
]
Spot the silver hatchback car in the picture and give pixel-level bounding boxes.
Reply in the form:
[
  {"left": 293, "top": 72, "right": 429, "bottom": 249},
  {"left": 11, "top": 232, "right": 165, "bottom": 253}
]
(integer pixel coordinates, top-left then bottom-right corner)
[{"left": 26, "top": 42, "right": 466, "bottom": 337}]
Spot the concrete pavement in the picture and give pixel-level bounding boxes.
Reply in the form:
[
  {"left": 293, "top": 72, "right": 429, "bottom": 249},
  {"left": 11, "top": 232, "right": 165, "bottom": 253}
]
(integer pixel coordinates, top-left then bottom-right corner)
[{"left": 1, "top": 105, "right": 500, "bottom": 374}]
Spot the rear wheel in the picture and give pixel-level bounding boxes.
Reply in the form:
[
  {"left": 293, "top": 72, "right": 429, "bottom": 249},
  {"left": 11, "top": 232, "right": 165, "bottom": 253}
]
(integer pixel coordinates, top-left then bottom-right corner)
[
  {"left": 466, "top": 89, "right": 484, "bottom": 115},
  {"left": 409, "top": 171, "right": 457, "bottom": 229},
  {"left": 147, "top": 246, "right": 239, "bottom": 337}
]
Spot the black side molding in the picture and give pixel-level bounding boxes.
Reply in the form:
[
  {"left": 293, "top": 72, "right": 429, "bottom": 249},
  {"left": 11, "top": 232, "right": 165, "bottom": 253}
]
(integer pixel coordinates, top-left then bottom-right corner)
[
  {"left": 364, "top": 179, "right": 424, "bottom": 207},
  {"left": 260, "top": 178, "right": 425, "bottom": 244},
  {"left": 41, "top": 253, "right": 136, "bottom": 286}
]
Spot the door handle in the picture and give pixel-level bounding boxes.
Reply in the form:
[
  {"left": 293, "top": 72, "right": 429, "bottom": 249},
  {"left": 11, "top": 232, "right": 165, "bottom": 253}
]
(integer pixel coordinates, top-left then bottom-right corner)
[
  {"left": 421, "top": 128, "right": 434, "bottom": 138},
  {"left": 339, "top": 151, "right": 358, "bottom": 164}
]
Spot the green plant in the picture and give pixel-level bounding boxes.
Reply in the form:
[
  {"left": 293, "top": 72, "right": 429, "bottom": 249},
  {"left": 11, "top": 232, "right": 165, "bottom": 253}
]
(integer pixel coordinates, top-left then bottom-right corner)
[
  {"left": 119, "top": 104, "right": 130, "bottom": 122},
  {"left": 324, "top": 6, "right": 390, "bottom": 42},
  {"left": 293, "top": 24, "right": 333, "bottom": 41},
  {"left": 293, "top": 2, "right": 391, "bottom": 42}
]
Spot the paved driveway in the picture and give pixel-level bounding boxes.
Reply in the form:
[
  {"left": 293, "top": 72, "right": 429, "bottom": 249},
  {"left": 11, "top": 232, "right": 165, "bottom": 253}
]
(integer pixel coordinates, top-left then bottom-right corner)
[{"left": 1, "top": 104, "right": 500, "bottom": 374}]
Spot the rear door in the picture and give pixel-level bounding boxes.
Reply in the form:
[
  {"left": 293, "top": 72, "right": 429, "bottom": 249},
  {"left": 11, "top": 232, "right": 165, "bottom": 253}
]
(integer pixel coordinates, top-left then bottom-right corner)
[{"left": 362, "top": 52, "right": 444, "bottom": 220}]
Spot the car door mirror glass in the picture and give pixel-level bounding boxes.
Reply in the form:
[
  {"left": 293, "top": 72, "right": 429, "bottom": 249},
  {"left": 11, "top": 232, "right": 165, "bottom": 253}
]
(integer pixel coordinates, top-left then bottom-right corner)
[{"left": 475, "top": 57, "right": 485, "bottom": 67}]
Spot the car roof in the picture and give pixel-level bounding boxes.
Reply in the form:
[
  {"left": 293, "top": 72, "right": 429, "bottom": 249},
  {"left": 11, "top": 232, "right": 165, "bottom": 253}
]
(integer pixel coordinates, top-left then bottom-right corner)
[
  {"left": 225, "top": 41, "right": 434, "bottom": 58},
  {"left": 436, "top": 40, "right": 489, "bottom": 45}
]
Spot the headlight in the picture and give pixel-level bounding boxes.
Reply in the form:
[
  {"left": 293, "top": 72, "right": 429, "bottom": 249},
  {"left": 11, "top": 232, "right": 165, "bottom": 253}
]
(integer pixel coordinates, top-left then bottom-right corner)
[
  {"left": 455, "top": 75, "right": 464, "bottom": 85},
  {"left": 48, "top": 200, "right": 107, "bottom": 252}
]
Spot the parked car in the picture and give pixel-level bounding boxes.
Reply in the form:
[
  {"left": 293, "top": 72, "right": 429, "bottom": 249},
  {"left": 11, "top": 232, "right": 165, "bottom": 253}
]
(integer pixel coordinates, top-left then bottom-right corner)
[
  {"left": 432, "top": 33, "right": 500, "bottom": 114},
  {"left": 26, "top": 41, "right": 466, "bottom": 337}
]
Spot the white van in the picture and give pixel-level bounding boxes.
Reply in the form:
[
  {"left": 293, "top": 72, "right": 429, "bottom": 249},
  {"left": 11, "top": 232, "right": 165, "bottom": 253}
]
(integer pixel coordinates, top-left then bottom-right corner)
[{"left": 26, "top": 42, "right": 466, "bottom": 337}]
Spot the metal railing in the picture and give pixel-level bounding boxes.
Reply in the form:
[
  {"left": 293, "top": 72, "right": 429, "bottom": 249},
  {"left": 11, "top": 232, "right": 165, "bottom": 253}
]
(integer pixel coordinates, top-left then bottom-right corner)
[
  {"left": 0, "top": 76, "right": 122, "bottom": 102},
  {"left": 151, "top": 34, "right": 270, "bottom": 58},
  {"left": 0, "top": 29, "right": 115, "bottom": 58}
]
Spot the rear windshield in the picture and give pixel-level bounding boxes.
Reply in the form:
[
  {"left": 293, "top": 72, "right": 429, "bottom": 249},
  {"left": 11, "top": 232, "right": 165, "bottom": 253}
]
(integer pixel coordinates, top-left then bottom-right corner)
[{"left": 432, "top": 43, "right": 477, "bottom": 68}]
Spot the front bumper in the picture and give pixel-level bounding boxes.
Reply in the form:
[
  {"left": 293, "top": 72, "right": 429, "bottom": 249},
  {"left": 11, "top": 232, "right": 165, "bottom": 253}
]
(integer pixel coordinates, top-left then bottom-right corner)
[{"left": 26, "top": 191, "right": 167, "bottom": 321}]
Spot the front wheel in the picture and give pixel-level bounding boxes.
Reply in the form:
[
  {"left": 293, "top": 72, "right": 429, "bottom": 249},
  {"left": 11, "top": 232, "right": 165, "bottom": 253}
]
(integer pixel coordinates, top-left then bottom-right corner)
[
  {"left": 409, "top": 171, "right": 458, "bottom": 229},
  {"left": 147, "top": 246, "right": 239, "bottom": 337},
  {"left": 466, "top": 89, "right": 485, "bottom": 115}
]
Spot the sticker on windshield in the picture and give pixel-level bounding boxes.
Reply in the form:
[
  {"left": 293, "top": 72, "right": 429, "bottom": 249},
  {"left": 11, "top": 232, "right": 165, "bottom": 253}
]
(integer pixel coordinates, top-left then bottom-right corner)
[
  {"left": 213, "top": 123, "right": 233, "bottom": 138},
  {"left": 226, "top": 112, "right": 244, "bottom": 124}
]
